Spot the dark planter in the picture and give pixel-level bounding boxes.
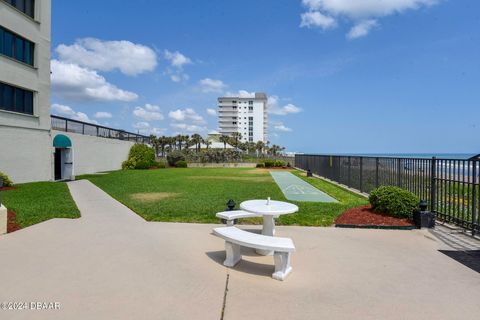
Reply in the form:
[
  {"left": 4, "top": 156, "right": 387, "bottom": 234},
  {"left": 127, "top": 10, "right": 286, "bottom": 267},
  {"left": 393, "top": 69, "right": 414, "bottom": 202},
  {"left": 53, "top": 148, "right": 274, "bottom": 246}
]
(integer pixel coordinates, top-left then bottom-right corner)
[{"left": 413, "top": 211, "right": 435, "bottom": 229}]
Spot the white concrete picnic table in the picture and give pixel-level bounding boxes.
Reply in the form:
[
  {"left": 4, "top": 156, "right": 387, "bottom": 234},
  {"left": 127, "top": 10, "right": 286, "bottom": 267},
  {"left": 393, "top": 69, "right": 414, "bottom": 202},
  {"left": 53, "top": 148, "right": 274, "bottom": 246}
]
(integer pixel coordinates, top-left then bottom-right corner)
[{"left": 240, "top": 198, "right": 298, "bottom": 255}]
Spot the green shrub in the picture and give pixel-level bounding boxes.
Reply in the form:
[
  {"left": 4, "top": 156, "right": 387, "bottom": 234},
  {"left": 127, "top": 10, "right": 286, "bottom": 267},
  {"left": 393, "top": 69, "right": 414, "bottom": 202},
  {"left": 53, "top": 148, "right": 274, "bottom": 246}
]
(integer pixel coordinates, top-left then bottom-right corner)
[
  {"left": 154, "top": 161, "right": 166, "bottom": 169},
  {"left": 369, "top": 186, "right": 419, "bottom": 219},
  {"left": 175, "top": 160, "right": 188, "bottom": 168},
  {"left": 0, "top": 171, "right": 13, "bottom": 187},
  {"left": 167, "top": 150, "right": 186, "bottom": 166},
  {"left": 123, "top": 144, "right": 155, "bottom": 170},
  {"left": 256, "top": 162, "right": 265, "bottom": 168},
  {"left": 122, "top": 159, "right": 137, "bottom": 170},
  {"left": 264, "top": 160, "right": 275, "bottom": 168},
  {"left": 274, "top": 160, "right": 286, "bottom": 167}
]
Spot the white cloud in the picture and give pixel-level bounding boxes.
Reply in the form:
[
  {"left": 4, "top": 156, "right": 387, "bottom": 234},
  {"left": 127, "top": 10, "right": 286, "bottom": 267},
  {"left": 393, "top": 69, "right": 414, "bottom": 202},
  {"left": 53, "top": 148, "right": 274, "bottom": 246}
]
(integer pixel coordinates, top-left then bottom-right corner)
[
  {"left": 94, "top": 111, "right": 112, "bottom": 119},
  {"left": 168, "top": 108, "right": 205, "bottom": 124},
  {"left": 347, "top": 19, "right": 378, "bottom": 39},
  {"left": 51, "top": 60, "right": 138, "bottom": 102},
  {"left": 199, "top": 78, "right": 227, "bottom": 93},
  {"left": 300, "top": 0, "right": 439, "bottom": 38},
  {"left": 132, "top": 122, "right": 166, "bottom": 136},
  {"left": 207, "top": 108, "right": 217, "bottom": 116},
  {"left": 224, "top": 90, "right": 256, "bottom": 98},
  {"left": 133, "top": 121, "right": 151, "bottom": 129},
  {"left": 274, "top": 122, "right": 293, "bottom": 132},
  {"left": 300, "top": 11, "right": 336, "bottom": 29},
  {"left": 164, "top": 50, "right": 192, "bottom": 69},
  {"left": 51, "top": 103, "right": 98, "bottom": 124},
  {"left": 55, "top": 38, "right": 157, "bottom": 76},
  {"left": 268, "top": 96, "right": 302, "bottom": 116},
  {"left": 133, "top": 104, "right": 164, "bottom": 121},
  {"left": 170, "top": 123, "right": 207, "bottom": 133},
  {"left": 163, "top": 50, "right": 192, "bottom": 83}
]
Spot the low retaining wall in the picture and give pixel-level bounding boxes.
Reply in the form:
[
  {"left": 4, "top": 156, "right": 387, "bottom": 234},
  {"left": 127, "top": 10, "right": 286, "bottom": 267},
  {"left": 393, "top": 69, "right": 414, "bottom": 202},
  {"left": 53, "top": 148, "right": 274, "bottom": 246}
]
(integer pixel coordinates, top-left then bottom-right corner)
[
  {"left": 187, "top": 163, "right": 257, "bottom": 168},
  {"left": 0, "top": 204, "right": 7, "bottom": 235}
]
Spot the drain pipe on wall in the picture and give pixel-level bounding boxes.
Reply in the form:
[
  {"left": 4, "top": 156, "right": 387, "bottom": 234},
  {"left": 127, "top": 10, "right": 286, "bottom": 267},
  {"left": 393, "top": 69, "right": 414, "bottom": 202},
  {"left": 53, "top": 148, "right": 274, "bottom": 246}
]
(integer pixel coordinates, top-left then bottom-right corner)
[{"left": 0, "top": 176, "right": 7, "bottom": 235}]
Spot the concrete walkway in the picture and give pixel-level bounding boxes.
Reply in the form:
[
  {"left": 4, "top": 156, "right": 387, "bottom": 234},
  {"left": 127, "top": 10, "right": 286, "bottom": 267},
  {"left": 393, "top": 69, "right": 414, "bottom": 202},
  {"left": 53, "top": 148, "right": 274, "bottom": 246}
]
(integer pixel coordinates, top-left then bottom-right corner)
[{"left": 0, "top": 180, "right": 478, "bottom": 319}]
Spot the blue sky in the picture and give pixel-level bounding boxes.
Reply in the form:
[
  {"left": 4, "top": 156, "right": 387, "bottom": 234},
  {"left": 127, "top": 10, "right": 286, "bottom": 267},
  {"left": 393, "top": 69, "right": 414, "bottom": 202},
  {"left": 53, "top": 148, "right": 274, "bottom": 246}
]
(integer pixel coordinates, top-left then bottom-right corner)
[{"left": 50, "top": 0, "right": 480, "bottom": 153}]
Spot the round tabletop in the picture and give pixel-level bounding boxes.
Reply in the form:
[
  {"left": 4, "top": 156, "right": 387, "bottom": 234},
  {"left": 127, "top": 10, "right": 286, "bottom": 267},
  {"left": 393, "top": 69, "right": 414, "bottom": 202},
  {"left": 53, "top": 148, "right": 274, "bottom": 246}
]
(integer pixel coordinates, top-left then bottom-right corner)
[{"left": 240, "top": 199, "right": 299, "bottom": 216}]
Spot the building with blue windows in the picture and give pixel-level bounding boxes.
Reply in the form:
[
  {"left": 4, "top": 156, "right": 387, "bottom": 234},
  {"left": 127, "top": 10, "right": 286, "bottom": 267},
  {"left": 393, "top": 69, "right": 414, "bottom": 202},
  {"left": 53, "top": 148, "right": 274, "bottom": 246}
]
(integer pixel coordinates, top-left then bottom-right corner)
[{"left": 0, "top": 0, "right": 53, "bottom": 182}]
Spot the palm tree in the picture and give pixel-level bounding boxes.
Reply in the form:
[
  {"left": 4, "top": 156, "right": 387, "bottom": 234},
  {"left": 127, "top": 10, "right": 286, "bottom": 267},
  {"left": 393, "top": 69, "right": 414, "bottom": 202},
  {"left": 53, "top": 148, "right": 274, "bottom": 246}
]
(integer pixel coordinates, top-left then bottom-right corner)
[
  {"left": 190, "top": 134, "right": 202, "bottom": 153},
  {"left": 255, "top": 141, "right": 265, "bottom": 156},
  {"left": 230, "top": 132, "right": 242, "bottom": 149},
  {"left": 176, "top": 134, "right": 183, "bottom": 150},
  {"left": 270, "top": 144, "right": 281, "bottom": 156},
  {"left": 219, "top": 135, "right": 229, "bottom": 150},
  {"left": 149, "top": 135, "right": 159, "bottom": 156},
  {"left": 205, "top": 140, "right": 212, "bottom": 150}
]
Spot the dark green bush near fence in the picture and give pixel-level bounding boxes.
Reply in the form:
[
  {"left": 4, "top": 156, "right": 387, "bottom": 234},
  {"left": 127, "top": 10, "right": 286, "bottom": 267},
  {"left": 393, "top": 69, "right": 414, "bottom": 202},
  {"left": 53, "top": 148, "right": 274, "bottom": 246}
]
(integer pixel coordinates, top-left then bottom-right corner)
[
  {"left": 167, "top": 150, "right": 186, "bottom": 167},
  {"left": 0, "top": 171, "right": 13, "bottom": 187},
  {"left": 264, "top": 160, "right": 275, "bottom": 168},
  {"left": 369, "top": 186, "right": 419, "bottom": 219},
  {"left": 175, "top": 160, "right": 188, "bottom": 168},
  {"left": 274, "top": 160, "right": 286, "bottom": 167},
  {"left": 122, "top": 144, "right": 156, "bottom": 170}
]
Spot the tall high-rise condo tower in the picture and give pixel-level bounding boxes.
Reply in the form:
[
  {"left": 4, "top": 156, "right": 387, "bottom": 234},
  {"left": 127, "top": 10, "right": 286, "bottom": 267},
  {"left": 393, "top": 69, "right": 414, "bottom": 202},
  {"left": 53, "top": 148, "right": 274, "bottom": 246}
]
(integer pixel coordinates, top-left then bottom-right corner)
[{"left": 217, "top": 92, "right": 268, "bottom": 143}]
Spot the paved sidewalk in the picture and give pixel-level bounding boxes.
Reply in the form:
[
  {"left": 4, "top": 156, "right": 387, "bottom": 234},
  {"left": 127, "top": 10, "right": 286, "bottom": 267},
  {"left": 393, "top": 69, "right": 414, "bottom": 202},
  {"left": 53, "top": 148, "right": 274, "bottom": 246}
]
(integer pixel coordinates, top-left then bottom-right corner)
[{"left": 0, "top": 180, "right": 479, "bottom": 319}]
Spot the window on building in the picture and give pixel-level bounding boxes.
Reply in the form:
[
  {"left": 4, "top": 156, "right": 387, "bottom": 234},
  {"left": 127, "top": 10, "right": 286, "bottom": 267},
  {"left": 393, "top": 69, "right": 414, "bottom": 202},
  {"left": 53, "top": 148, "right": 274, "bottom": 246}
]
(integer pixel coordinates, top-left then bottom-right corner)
[
  {"left": 3, "top": 0, "right": 35, "bottom": 18},
  {"left": 249, "top": 101, "right": 253, "bottom": 105},
  {"left": 0, "top": 26, "right": 35, "bottom": 66},
  {"left": 0, "top": 82, "right": 34, "bottom": 115},
  {"left": 249, "top": 106, "right": 253, "bottom": 111}
]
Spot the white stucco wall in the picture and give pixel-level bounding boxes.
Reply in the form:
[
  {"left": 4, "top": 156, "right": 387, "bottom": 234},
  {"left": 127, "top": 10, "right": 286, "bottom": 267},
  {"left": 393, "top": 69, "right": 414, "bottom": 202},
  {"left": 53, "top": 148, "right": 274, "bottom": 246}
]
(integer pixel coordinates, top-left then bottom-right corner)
[
  {"left": 53, "top": 131, "right": 135, "bottom": 177},
  {"left": 0, "top": 0, "right": 53, "bottom": 184},
  {"left": 0, "top": 126, "right": 52, "bottom": 183}
]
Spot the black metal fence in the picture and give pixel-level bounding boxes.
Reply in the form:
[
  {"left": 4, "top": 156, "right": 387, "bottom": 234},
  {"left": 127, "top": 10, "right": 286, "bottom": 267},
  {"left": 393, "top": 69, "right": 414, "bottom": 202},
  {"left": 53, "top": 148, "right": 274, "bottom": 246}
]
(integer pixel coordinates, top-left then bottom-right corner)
[
  {"left": 51, "top": 115, "right": 150, "bottom": 144},
  {"left": 295, "top": 154, "right": 479, "bottom": 235}
]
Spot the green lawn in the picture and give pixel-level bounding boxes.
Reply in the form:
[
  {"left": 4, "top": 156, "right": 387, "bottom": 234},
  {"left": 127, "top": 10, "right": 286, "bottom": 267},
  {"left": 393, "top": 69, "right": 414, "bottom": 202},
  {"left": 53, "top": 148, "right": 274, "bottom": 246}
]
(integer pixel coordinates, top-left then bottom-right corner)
[
  {"left": 80, "top": 168, "right": 367, "bottom": 226},
  {"left": 2, "top": 182, "right": 80, "bottom": 228}
]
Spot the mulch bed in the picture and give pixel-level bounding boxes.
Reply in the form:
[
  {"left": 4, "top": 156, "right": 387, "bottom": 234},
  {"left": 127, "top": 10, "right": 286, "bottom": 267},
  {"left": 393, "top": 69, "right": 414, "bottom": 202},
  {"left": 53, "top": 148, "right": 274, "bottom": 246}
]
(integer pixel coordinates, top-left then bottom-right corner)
[
  {"left": 7, "top": 210, "right": 22, "bottom": 233},
  {"left": 0, "top": 186, "right": 16, "bottom": 191},
  {"left": 335, "top": 205, "right": 415, "bottom": 229}
]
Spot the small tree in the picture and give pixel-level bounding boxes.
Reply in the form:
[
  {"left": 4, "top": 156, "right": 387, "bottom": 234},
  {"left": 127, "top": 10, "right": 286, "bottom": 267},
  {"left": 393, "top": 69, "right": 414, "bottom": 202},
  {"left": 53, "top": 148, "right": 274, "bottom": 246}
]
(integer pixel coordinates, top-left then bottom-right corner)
[{"left": 219, "top": 135, "right": 229, "bottom": 150}]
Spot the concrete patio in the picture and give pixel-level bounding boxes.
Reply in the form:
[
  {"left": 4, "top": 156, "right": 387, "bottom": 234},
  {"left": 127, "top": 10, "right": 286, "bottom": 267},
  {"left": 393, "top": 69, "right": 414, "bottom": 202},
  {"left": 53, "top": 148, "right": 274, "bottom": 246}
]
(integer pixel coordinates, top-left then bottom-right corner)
[{"left": 0, "top": 180, "right": 479, "bottom": 319}]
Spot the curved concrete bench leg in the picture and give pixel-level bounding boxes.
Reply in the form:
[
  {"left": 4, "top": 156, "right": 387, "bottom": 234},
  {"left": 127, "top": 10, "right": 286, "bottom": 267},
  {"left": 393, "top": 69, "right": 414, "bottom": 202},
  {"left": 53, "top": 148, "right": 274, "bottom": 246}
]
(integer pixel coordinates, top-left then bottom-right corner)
[
  {"left": 224, "top": 241, "right": 241, "bottom": 267},
  {"left": 272, "top": 252, "right": 292, "bottom": 281}
]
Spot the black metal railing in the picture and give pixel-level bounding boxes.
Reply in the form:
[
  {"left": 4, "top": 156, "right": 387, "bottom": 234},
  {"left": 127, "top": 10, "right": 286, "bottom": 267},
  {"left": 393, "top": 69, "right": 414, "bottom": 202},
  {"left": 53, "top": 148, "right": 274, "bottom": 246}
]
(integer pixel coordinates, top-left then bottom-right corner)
[
  {"left": 51, "top": 115, "right": 150, "bottom": 144},
  {"left": 295, "top": 154, "right": 480, "bottom": 235}
]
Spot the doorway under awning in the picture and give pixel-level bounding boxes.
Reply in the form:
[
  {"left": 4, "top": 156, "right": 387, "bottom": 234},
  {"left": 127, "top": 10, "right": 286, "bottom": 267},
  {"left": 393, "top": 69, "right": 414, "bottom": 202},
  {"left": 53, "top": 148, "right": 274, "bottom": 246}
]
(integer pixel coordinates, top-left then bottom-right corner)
[{"left": 53, "top": 134, "right": 72, "bottom": 148}]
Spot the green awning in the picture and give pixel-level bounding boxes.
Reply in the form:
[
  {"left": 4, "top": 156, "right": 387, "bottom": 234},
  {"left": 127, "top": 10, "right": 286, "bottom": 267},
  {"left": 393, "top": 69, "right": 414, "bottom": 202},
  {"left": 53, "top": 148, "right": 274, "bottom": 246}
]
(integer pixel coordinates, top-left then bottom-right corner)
[{"left": 53, "top": 134, "right": 72, "bottom": 148}]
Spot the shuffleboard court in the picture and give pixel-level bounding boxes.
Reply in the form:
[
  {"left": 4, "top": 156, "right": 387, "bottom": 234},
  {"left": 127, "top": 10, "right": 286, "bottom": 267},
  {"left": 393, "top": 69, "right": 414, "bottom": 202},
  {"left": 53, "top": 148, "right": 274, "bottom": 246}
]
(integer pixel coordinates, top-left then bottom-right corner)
[{"left": 270, "top": 171, "right": 338, "bottom": 203}]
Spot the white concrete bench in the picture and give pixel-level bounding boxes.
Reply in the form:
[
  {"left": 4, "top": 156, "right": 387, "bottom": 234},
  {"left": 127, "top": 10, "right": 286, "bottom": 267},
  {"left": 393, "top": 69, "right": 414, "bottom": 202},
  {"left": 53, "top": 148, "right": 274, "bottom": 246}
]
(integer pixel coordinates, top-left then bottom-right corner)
[
  {"left": 213, "top": 226, "right": 295, "bottom": 281},
  {"left": 216, "top": 210, "right": 260, "bottom": 226}
]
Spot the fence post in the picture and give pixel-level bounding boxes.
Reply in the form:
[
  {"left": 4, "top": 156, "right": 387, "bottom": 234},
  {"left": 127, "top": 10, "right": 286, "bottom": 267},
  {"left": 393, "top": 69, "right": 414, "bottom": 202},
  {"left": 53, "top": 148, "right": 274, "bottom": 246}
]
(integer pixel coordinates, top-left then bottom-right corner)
[
  {"left": 65, "top": 119, "right": 68, "bottom": 132},
  {"left": 397, "top": 159, "right": 402, "bottom": 187},
  {"left": 430, "top": 157, "right": 436, "bottom": 213},
  {"left": 472, "top": 160, "right": 477, "bottom": 236},
  {"left": 348, "top": 156, "right": 351, "bottom": 187},
  {"left": 359, "top": 157, "right": 363, "bottom": 193},
  {"left": 375, "top": 157, "right": 379, "bottom": 188}
]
